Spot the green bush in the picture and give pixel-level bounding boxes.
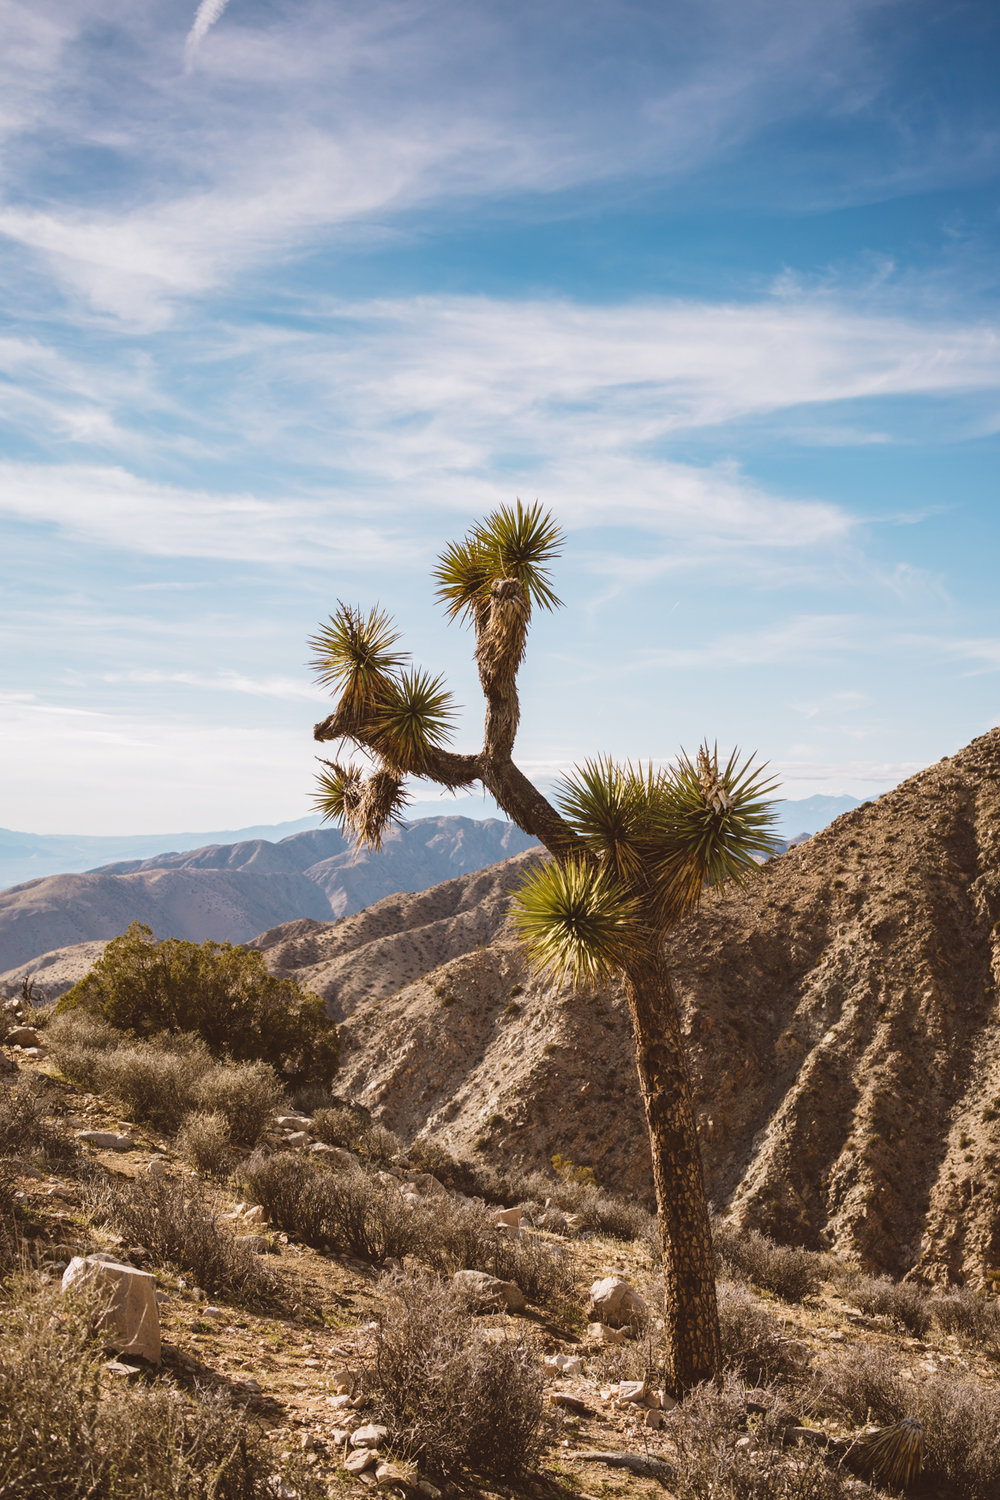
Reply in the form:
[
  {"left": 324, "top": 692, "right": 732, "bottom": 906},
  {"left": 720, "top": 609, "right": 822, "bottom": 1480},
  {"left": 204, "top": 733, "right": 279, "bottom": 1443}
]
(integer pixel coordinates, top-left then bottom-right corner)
[{"left": 57, "top": 923, "right": 338, "bottom": 1087}]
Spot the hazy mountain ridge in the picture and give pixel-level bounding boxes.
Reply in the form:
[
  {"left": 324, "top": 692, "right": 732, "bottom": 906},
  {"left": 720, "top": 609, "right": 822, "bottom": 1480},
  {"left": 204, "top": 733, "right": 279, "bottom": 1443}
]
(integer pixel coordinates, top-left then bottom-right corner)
[{"left": 0, "top": 818, "right": 536, "bottom": 975}]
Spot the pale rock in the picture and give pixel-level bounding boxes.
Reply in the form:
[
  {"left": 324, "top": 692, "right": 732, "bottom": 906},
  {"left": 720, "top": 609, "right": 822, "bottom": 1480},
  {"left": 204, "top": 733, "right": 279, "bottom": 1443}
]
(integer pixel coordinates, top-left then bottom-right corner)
[
  {"left": 329, "top": 1368, "right": 355, "bottom": 1396},
  {"left": 345, "top": 1449, "right": 378, "bottom": 1474},
  {"left": 236, "top": 1234, "right": 269, "bottom": 1254},
  {"left": 493, "top": 1206, "right": 522, "bottom": 1229},
  {"left": 76, "top": 1130, "right": 135, "bottom": 1152},
  {"left": 402, "top": 1170, "right": 448, "bottom": 1199},
  {"left": 21, "top": 1047, "right": 46, "bottom": 1058},
  {"left": 351, "top": 1423, "right": 389, "bottom": 1450},
  {"left": 587, "top": 1321, "right": 626, "bottom": 1345},
  {"left": 286, "top": 1131, "right": 310, "bottom": 1147},
  {"left": 311, "top": 1143, "right": 358, "bottom": 1169},
  {"left": 62, "top": 1255, "right": 161, "bottom": 1364},
  {"left": 241, "top": 1205, "right": 265, "bottom": 1225},
  {"left": 616, "top": 1380, "right": 647, "bottom": 1404},
  {"left": 587, "top": 1276, "right": 647, "bottom": 1330},
  {"left": 453, "top": 1269, "right": 526, "bottom": 1312},
  {"left": 644, "top": 1407, "right": 666, "bottom": 1430},
  {"left": 203, "top": 1306, "right": 227, "bottom": 1319},
  {"left": 145, "top": 1158, "right": 166, "bottom": 1178},
  {"left": 375, "top": 1460, "right": 418, "bottom": 1489},
  {"left": 275, "top": 1115, "right": 312, "bottom": 1129},
  {"left": 5, "top": 1025, "right": 39, "bottom": 1047}
]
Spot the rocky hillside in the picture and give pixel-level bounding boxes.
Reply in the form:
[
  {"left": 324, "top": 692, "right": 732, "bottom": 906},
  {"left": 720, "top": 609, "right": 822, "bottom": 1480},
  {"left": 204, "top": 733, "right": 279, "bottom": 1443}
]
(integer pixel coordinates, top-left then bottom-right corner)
[
  {"left": 0, "top": 817, "right": 536, "bottom": 975},
  {"left": 257, "top": 729, "right": 1000, "bottom": 1288}
]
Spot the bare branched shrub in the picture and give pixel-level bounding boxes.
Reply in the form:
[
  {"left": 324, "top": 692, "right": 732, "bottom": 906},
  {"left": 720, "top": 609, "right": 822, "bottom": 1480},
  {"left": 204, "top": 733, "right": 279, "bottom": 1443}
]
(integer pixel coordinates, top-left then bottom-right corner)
[
  {"left": 91, "top": 1174, "right": 276, "bottom": 1302},
  {"left": 0, "top": 1280, "right": 320, "bottom": 1499},
  {"left": 429, "top": 1197, "right": 575, "bottom": 1310},
  {"left": 177, "top": 1111, "right": 235, "bottom": 1176},
  {"left": 809, "top": 1344, "right": 909, "bottom": 1428},
  {"left": 312, "top": 1106, "right": 401, "bottom": 1165},
  {"left": 192, "top": 1062, "right": 282, "bottom": 1148},
  {"left": 712, "top": 1220, "right": 823, "bottom": 1303},
  {"left": 239, "top": 1152, "right": 414, "bottom": 1261},
  {"left": 717, "top": 1282, "right": 807, "bottom": 1386},
  {"left": 48, "top": 1015, "right": 284, "bottom": 1145},
  {"left": 931, "top": 1288, "right": 1000, "bottom": 1357},
  {"left": 668, "top": 1375, "right": 857, "bottom": 1500},
  {"left": 362, "top": 1270, "right": 544, "bottom": 1482},
  {"left": 835, "top": 1269, "right": 933, "bottom": 1337}
]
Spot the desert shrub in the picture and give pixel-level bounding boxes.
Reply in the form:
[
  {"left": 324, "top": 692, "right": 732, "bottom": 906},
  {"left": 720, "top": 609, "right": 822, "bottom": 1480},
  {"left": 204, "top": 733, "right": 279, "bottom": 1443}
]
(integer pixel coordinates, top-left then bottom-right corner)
[
  {"left": 57, "top": 921, "right": 338, "bottom": 1087},
  {"left": 668, "top": 1374, "right": 857, "bottom": 1500},
  {"left": 931, "top": 1288, "right": 1000, "bottom": 1356},
  {"left": 239, "top": 1152, "right": 414, "bottom": 1262},
  {"left": 311, "top": 1106, "right": 401, "bottom": 1165},
  {"left": 0, "top": 1280, "right": 319, "bottom": 1500},
  {"left": 90, "top": 1173, "right": 276, "bottom": 1302},
  {"left": 835, "top": 1269, "right": 933, "bottom": 1336},
  {"left": 717, "top": 1282, "right": 807, "bottom": 1386},
  {"left": 431, "top": 1198, "right": 575, "bottom": 1310},
  {"left": 405, "top": 1137, "right": 653, "bottom": 1243},
  {"left": 712, "top": 1220, "right": 822, "bottom": 1303},
  {"left": 0, "top": 1074, "right": 75, "bottom": 1166},
  {"left": 815, "top": 1343, "right": 1000, "bottom": 1499},
  {"left": 362, "top": 1269, "right": 544, "bottom": 1481},
  {"left": 192, "top": 1062, "right": 282, "bottom": 1148},
  {"left": 48, "top": 1018, "right": 284, "bottom": 1145},
  {"left": 177, "top": 1110, "right": 235, "bottom": 1176}
]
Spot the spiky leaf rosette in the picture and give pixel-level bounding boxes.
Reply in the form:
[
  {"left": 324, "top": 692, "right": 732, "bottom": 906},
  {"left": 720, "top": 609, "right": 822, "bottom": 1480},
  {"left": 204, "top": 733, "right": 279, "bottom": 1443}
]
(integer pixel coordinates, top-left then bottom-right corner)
[
  {"left": 851, "top": 1418, "right": 923, "bottom": 1490},
  {"left": 373, "top": 668, "right": 458, "bottom": 773},
  {"left": 511, "top": 858, "right": 641, "bottom": 988},
  {"left": 649, "top": 744, "right": 780, "bottom": 919},
  {"left": 308, "top": 603, "right": 408, "bottom": 714},
  {"left": 312, "top": 760, "right": 364, "bottom": 826},
  {"left": 434, "top": 501, "right": 563, "bottom": 626},
  {"left": 554, "top": 756, "right": 654, "bottom": 885}
]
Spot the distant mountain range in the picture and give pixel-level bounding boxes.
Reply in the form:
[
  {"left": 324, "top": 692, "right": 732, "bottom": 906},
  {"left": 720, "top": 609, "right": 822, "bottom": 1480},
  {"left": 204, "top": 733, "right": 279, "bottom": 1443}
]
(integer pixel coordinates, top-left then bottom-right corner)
[
  {"left": 0, "top": 793, "right": 861, "bottom": 891},
  {"left": 0, "top": 817, "right": 536, "bottom": 976}
]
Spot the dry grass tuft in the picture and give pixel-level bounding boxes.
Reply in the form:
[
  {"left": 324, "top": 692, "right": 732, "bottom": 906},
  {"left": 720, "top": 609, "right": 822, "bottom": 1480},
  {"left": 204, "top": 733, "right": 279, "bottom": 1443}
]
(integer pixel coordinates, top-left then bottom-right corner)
[
  {"left": 712, "top": 1219, "right": 823, "bottom": 1303},
  {"left": 176, "top": 1110, "right": 235, "bottom": 1176}
]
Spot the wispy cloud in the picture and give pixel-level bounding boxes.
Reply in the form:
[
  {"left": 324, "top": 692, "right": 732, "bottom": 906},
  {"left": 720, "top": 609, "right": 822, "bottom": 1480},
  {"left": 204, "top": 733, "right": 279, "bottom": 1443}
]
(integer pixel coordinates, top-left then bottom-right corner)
[
  {"left": 184, "top": 0, "right": 232, "bottom": 71},
  {"left": 102, "top": 669, "right": 327, "bottom": 702}
]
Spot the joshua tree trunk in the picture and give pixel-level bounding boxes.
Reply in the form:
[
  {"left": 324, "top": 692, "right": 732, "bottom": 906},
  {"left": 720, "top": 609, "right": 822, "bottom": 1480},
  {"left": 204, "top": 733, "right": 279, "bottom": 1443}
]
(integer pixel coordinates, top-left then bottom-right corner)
[{"left": 623, "top": 947, "right": 721, "bottom": 1396}]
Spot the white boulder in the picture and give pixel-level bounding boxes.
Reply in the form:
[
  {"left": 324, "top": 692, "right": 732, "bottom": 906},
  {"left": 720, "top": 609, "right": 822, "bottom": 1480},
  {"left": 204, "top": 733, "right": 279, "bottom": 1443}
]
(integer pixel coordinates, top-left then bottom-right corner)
[
  {"left": 453, "top": 1269, "right": 526, "bottom": 1312},
  {"left": 61, "top": 1255, "right": 161, "bottom": 1365},
  {"left": 587, "top": 1276, "right": 648, "bottom": 1329}
]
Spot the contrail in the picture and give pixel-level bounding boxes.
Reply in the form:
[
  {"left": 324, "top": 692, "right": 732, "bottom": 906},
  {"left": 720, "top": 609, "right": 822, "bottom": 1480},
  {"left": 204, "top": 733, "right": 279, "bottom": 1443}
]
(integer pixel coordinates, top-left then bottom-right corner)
[{"left": 185, "top": 0, "right": 232, "bottom": 69}]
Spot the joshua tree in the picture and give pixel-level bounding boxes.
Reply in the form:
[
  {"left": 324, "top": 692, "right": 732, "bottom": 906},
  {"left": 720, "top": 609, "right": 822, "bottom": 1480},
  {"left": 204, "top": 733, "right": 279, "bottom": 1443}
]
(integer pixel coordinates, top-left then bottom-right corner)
[{"left": 310, "top": 502, "right": 777, "bottom": 1395}]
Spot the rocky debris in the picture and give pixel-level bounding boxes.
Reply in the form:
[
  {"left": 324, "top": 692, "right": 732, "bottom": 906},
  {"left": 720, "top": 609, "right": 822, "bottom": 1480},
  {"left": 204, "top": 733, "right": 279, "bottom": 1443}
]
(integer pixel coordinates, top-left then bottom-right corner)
[
  {"left": 544, "top": 1353, "right": 584, "bottom": 1377},
  {"left": 587, "top": 1276, "right": 648, "bottom": 1329},
  {"left": 236, "top": 1234, "right": 270, "bottom": 1254},
  {"left": 548, "top": 1392, "right": 592, "bottom": 1416},
  {"left": 452, "top": 1269, "right": 526, "bottom": 1312},
  {"left": 310, "top": 1143, "right": 359, "bottom": 1168},
  {"left": 75, "top": 1130, "right": 135, "bottom": 1152},
  {"left": 145, "top": 1158, "right": 166, "bottom": 1177},
  {"left": 345, "top": 1449, "right": 378, "bottom": 1474},
  {"left": 62, "top": 1255, "right": 161, "bottom": 1365},
  {"left": 286, "top": 1130, "right": 311, "bottom": 1147},
  {"left": 375, "top": 1460, "right": 418, "bottom": 1490},
  {"left": 492, "top": 1206, "right": 522, "bottom": 1231},
  {"left": 275, "top": 1114, "right": 312, "bottom": 1129},
  {"left": 328, "top": 1367, "right": 355, "bottom": 1395}
]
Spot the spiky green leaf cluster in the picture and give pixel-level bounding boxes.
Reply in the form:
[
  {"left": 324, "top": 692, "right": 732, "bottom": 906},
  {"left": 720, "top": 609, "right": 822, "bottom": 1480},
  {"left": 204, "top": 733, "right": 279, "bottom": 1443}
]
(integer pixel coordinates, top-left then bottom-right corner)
[
  {"left": 649, "top": 745, "right": 779, "bottom": 916},
  {"left": 434, "top": 501, "right": 564, "bottom": 624},
  {"left": 311, "top": 760, "right": 364, "bottom": 824},
  {"left": 511, "top": 858, "right": 641, "bottom": 987},
  {"left": 308, "top": 603, "right": 408, "bottom": 711},
  {"left": 375, "top": 668, "right": 457, "bottom": 770}
]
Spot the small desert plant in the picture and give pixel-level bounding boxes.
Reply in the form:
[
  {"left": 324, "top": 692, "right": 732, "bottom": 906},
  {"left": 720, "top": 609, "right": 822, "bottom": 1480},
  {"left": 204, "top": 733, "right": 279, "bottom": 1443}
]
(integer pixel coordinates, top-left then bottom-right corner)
[
  {"left": 90, "top": 1174, "right": 276, "bottom": 1302},
  {"left": 429, "top": 1197, "right": 575, "bottom": 1310},
  {"left": 0, "top": 1280, "right": 319, "bottom": 1499},
  {"left": 362, "top": 1269, "right": 544, "bottom": 1481},
  {"left": 57, "top": 921, "right": 338, "bottom": 1087},
  {"left": 239, "top": 1152, "right": 414, "bottom": 1262},
  {"left": 931, "top": 1287, "right": 1000, "bottom": 1356},
  {"left": 177, "top": 1110, "right": 235, "bottom": 1176},
  {"left": 835, "top": 1268, "right": 933, "bottom": 1336},
  {"left": 712, "top": 1220, "right": 822, "bottom": 1303},
  {"left": 192, "top": 1062, "right": 282, "bottom": 1148},
  {"left": 312, "top": 1106, "right": 401, "bottom": 1165},
  {"left": 809, "top": 1343, "right": 909, "bottom": 1428},
  {"left": 668, "top": 1374, "right": 854, "bottom": 1500},
  {"left": 717, "top": 1282, "right": 806, "bottom": 1386}
]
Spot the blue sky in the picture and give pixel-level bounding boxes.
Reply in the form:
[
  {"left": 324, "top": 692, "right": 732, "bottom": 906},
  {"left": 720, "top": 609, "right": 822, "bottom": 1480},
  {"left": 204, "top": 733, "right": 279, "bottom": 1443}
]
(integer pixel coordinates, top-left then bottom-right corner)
[{"left": 1, "top": 0, "right": 998, "bottom": 835}]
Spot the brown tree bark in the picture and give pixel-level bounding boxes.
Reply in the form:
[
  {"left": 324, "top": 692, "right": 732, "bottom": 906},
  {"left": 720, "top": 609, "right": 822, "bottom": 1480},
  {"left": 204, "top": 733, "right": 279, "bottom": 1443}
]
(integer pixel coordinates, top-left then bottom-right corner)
[{"left": 623, "top": 947, "right": 721, "bottom": 1396}]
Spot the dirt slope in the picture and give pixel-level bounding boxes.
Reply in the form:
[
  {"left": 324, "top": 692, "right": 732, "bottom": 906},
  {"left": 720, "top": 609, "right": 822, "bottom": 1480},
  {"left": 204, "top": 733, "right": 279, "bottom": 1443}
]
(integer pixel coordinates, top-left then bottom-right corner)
[{"left": 275, "top": 729, "right": 1000, "bottom": 1286}]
